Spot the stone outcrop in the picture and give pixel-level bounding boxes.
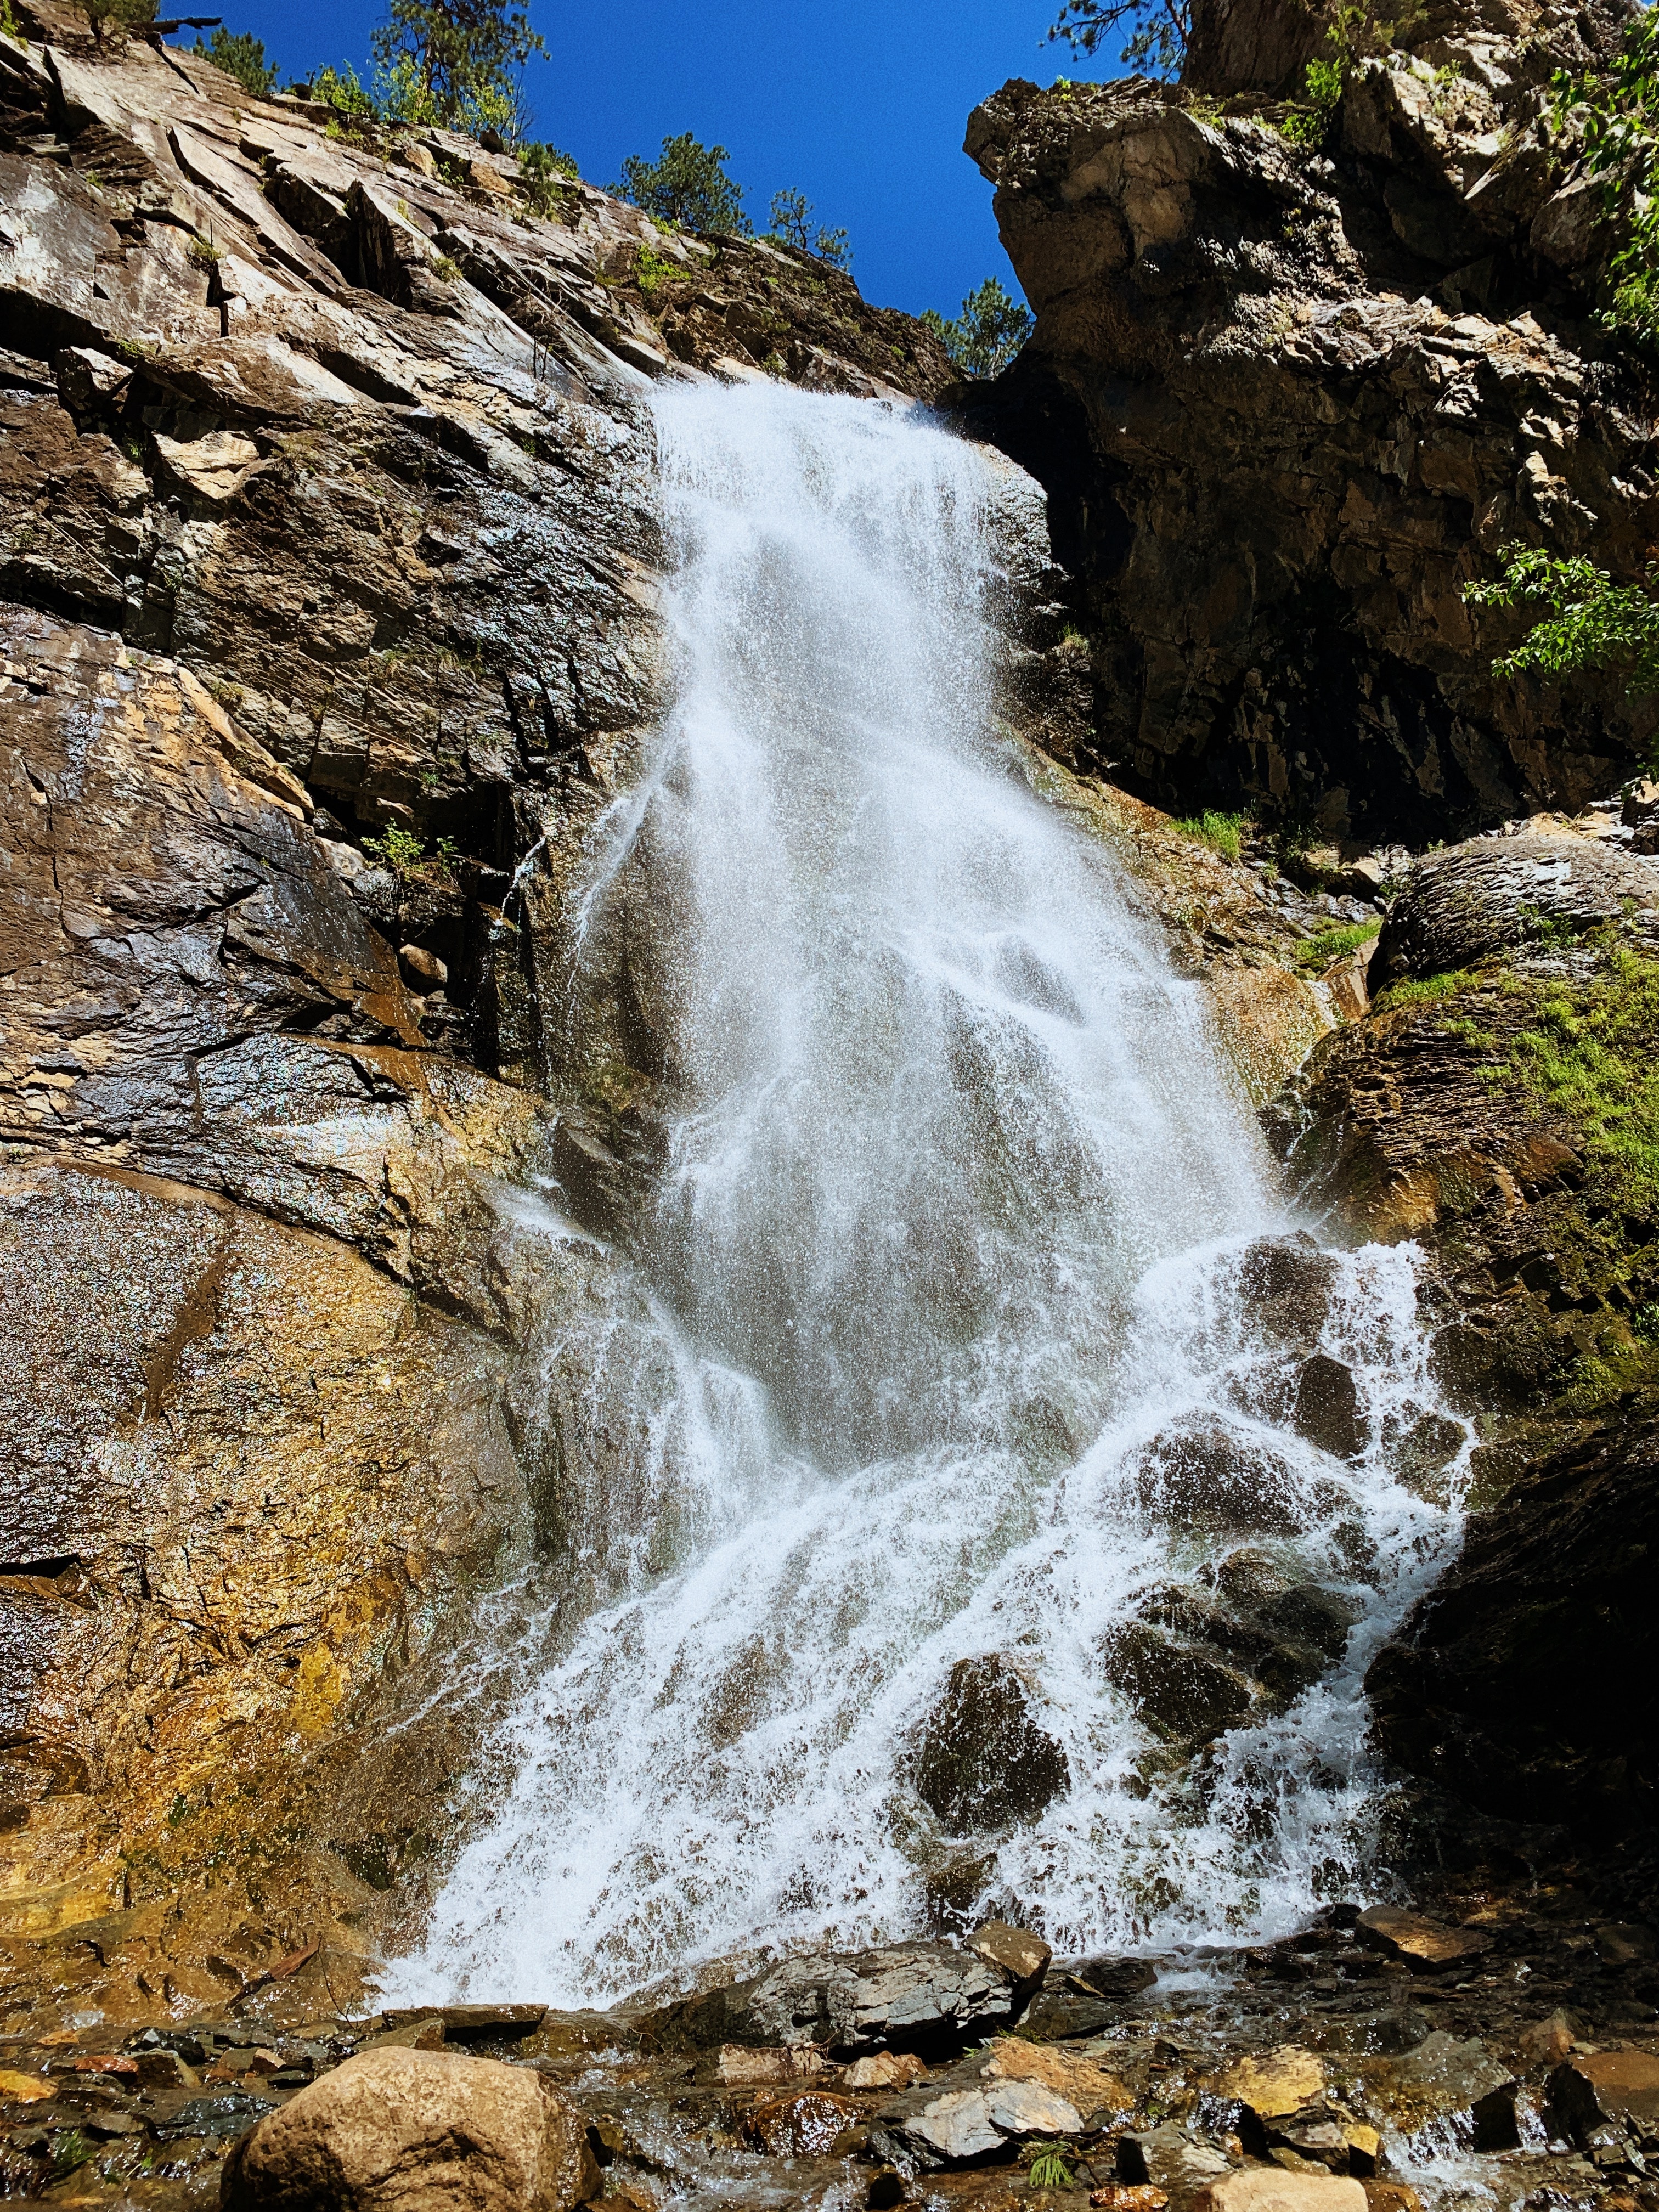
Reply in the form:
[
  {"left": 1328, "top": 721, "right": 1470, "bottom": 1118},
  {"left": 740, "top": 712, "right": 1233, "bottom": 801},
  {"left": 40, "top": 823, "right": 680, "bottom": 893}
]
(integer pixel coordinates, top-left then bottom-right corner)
[
  {"left": 1291, "top": 821, "right": 1659, "bottom": 1855},
  {"left": 960, "top": 0, "right": 1659, "bottom": 842},
  {"left": 1367, "top": 1408, "right": 1659, "bottom": 1839}
]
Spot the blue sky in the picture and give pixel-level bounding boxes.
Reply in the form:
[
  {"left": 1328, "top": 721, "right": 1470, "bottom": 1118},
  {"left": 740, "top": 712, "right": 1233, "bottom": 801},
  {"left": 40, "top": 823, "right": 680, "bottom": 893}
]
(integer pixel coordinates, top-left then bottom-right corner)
[{"left": 209, "top": 0, "right": 1117, "bottom": 318}]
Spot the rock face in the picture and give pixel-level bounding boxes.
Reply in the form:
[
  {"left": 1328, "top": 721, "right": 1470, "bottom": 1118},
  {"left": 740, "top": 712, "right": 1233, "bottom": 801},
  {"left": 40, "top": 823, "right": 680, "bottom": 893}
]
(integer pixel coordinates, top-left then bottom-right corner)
[
  {"left": 0, "top": 0, "right": 967, "bottom": 2025},
  {"left": 1295, "top": 823, "right": 1659, "bottom": 1853},
  {"left": 219, "top": 2047, "right": 600, "bottom": 2212},
  {"left": 1367, "top": 1410, "right": 1659, "bottom": 1837},
  {"left": 960, "top": 0, "right": 1659, "bottom": 842}
]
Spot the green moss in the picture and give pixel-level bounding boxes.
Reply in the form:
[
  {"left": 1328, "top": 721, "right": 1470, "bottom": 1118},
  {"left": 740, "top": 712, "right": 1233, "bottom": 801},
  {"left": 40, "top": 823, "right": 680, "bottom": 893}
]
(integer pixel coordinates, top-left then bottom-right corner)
[
  {"left": 1296, "top": 917, "right": 1381, "bottom": 969},
  {"left": 1509, "top": 945, "right": 1659, "bottom": 1218},
  {"left": 1370, "top": 968, "right": 1478, "bottom": 1012},
  {"left": 1172, "top": 808, "right": 1248, "bottom": 862}
]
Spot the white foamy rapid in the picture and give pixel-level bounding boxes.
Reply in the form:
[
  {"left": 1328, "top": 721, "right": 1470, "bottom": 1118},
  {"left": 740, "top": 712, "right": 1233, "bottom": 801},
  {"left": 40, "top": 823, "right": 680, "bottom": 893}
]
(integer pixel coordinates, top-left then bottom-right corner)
[{"left": 393, "top": 380, "right": 1468, "bottom": 2007}]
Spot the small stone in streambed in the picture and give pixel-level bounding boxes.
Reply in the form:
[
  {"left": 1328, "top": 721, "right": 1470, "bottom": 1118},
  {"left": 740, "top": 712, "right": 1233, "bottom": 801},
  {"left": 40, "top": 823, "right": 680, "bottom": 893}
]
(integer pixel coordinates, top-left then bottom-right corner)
[
  {"left": 743, "top": 2090, "right": 860, "bottom": 2156},
  {"left": 844, "top": 2051, "right": 927, "bottom": 2089},
  {"left": 1353, "top": 1906, "right": 1491, "bottom": 1970},
  {"left": 380, "top": 2004, "right": 546, "bottom": 2040},
  {"left": 219, "top": 2047, "right": 597, "bottom": 2212},
  {"left": 1197, "top": 2173, "right": 1366, "bottom": 2212},
  {"left": 714, "top": 2043, "right": 830, "bottom": 2085},
  {"left": 968, "top": 1919, "right": 1051, "bottom": 1987}
]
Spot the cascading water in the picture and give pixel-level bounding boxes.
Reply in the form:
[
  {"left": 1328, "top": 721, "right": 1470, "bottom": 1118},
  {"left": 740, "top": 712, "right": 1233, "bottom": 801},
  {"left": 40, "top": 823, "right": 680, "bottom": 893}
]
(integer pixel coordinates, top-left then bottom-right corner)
[{"left": 393, "top": 379, "right": 1469, "bottom": 2008}]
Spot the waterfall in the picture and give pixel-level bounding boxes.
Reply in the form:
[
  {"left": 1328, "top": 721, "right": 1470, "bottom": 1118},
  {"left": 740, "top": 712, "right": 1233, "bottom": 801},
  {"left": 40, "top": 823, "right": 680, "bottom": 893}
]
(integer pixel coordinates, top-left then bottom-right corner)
[{"left": 392, "top": 381, "right": 1467, "bottom": 2007}]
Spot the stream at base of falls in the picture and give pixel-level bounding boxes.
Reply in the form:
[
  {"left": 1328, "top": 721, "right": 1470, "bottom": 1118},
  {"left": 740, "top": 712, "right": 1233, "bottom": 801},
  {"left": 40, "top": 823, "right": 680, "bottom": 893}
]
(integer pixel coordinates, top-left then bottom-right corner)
[{"left": 386, "top": 377, "right": 1472, "bottom": 2017}]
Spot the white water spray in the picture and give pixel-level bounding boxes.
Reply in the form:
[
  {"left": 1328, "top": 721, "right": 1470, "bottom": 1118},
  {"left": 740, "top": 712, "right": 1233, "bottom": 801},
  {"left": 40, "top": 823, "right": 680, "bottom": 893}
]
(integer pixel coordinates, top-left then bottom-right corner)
[{"left": 394, "top": 380, "right": 1467, "bottom": 2007}]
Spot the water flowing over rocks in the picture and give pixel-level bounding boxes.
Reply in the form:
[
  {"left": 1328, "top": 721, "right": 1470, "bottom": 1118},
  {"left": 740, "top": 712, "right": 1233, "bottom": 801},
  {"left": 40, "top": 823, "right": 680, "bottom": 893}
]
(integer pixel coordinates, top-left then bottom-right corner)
[{"left": 2, "top": 5, "right": 1658, "bottom": 2212}]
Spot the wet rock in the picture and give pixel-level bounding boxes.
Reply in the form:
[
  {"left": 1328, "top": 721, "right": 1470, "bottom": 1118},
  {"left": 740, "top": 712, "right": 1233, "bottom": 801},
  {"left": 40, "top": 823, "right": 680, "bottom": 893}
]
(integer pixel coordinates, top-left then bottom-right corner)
[
  {"left": 744, "top": 2090, "right": 860, "bottom": 2157},
  {"left": 1372, "top": 835, "right": 1659, "bottom": 987},
  {"left": 1103, "top": 1622, "right": 1255, "bottom": 1744},
  {"left": 380, "top": 2005, "right": 547, "bottom": 2042},
  {"left": 645, "top": 1941, "right": 1021, "bottom": 2055},
  {"left": 1015, "top": 1988, "right": 1122, "bottom": 2040},
  {"left": 968, "top": 1920, "right": 1051, "bottom": 1988},
  {"left": 220, "top": 2047, "right": 599, "bottom": 2212},
  {"left": 1547, "top": 2050, "right": 1659, "bottom": 2144},
  {"left": 1292, "top": 1358, "right": 1364, "bottom": 1461},
  {"left": 1357, "top": 2032, "right": 1515, "bottom": 2137},
  {"left": 1071, "top": 1956, "right": 1159, "bottom": 2002},
  {"left": 1237, "top": 1238, "right": 1341, "bottom": 1353},
  {"left": 921, "top": 1852, "right": 998, "bottom": 1934},
  {"left": 915, "top": 1656, "right": 1070, "bottom": 1832},
  {"left": 1132, "top": 1424, "right": 1305, "bottom": 1537},
  {"left": 1353, "top": 1906, "right": 1492, "bottom": 1971}
]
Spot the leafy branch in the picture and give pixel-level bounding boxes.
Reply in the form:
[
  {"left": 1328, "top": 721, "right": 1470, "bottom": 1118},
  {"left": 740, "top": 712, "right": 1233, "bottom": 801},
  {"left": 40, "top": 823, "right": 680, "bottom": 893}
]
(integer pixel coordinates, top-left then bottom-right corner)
[{"left": 1464, "top": 544, "right": 1659, "bottom": 697}]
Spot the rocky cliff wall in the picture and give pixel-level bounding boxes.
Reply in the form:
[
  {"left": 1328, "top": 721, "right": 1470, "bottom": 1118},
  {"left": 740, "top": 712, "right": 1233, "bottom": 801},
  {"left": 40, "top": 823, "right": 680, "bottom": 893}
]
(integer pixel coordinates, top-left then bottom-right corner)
[
  {"left": 0, "top": 0, "right": 973, "bottom": 2023},
  {"left": 960, "top": 0, "right": 1659, "bottom": 845}
]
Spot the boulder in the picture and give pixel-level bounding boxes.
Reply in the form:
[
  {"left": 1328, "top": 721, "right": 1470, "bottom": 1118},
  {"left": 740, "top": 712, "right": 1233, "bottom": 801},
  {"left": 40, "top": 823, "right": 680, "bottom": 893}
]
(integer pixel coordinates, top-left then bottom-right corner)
[
  {"left": 1373, "top": 834, "right": 1659, "bottom": 986},
  {"left": 1130, "top": 1423, "right": 1305, "bottom": 1537},
  {"left": 1237, "top": 1237, "right": 1341, "bottom": 1352},
  {"left": 1365, "top": 1410, "right": 1659, "bottom": 1837},
  {"left": 219, "top": 2047, "right": 600, "bottom": 2212},
  {"left": 915, "top": 1655, "right": 1070, "bottom": 1831},
  {"left": 1292, "top": 1357, "right": 1364, "bottom": 1460},
  {"left": 1548, "top": 2049, "right": 1659, "bottom": 2144},
  {"left": 642, "top": 1940, "right": 1022, "bottom": 2055},
  {"left": 1104, "top": 1621, "right": 1254, "bottom": 1743}
]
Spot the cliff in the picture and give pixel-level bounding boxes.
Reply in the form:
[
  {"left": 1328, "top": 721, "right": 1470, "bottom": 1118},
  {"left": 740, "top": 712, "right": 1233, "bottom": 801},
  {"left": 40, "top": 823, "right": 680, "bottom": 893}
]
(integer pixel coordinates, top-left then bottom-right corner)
[
  {"left": 961, "top": 0, "right": 1659, "bottom": 844},
  {"left": 0, "top": 0, "right": 968, "bottom": 2022}
]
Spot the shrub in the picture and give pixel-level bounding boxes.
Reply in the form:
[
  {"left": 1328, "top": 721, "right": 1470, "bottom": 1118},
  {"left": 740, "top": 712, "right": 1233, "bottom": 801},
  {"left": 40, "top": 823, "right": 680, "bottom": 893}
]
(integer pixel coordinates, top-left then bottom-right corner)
[
  {"left": 766, "top": 188, "right": 852, "bottom": 272},
  {"left": 363, "top": 826, "right": 427, "bottom": 873},
  {"left": 82, "top": 0, "right": 155, "bottom": 41},
  {"left": 369, "top": 0, "right": 544, "bottom": 134},
  {"left": 1549, "top": 5, "right": 1659, "bottom": 343},
  {"left": 520, "top": 140, "right": 579, "bottom": 214},
  {"left": 1464, "top": 543, "right": 1659, "bottom": 715}
]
